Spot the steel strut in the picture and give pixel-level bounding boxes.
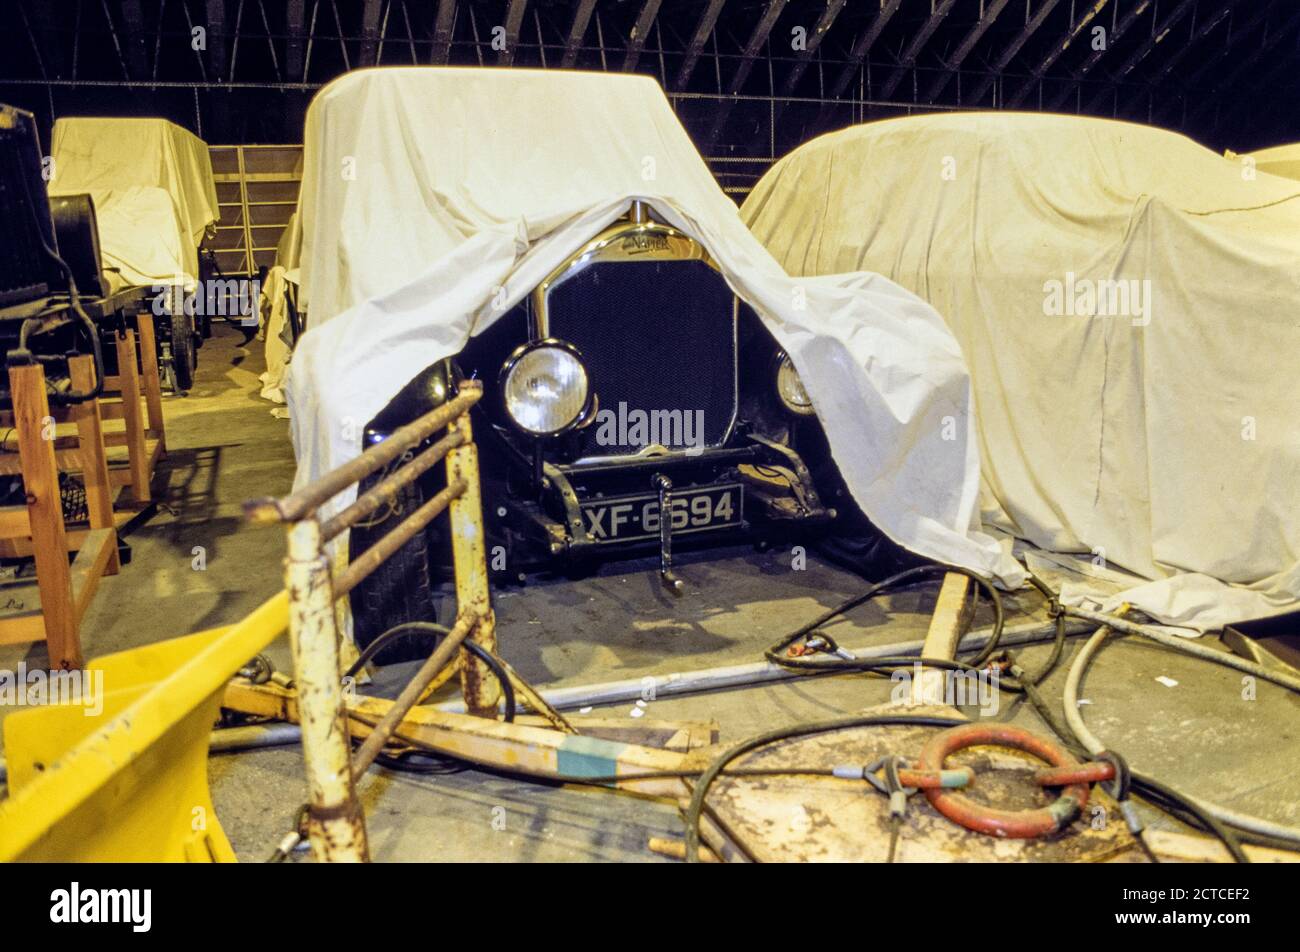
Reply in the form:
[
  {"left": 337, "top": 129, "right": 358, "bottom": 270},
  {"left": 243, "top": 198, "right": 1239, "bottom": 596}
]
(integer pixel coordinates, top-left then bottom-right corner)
[{"left": 653, "top": 473, "right": 684, "bottom": 593}]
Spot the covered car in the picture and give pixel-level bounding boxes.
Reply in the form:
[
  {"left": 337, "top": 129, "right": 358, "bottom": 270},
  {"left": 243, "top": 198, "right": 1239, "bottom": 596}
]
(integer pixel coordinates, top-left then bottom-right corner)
[
  {"left": 49, "top": 116, "right": 217, "bottom": 288},
  {"left": 1226, "top": 142, "right": 1300, "bottom": 181},
  {"left": 49, "top": 116, "right": 219, "bottom": 390},
  {"left": 284, "top": 68, "right": 1023, "bottom": 651},
  {"left": 742, "top": 112, "right": 1300, "bottom": 628}
]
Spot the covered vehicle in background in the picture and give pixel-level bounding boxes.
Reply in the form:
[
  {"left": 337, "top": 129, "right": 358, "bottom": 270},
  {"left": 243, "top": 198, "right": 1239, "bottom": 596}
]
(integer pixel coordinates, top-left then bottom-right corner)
[
  {"left": 285, "top": 68, "right": 1021, "bottom": 656},
  {"left": 49, "top": 116, "right": 219, "bottom": 391},
  {"left": 254, "top": 210, "right": 301, "bottom": 405},
  {"left": 1226, "top": 141, "right": 1300, "bottom": 181},
  {"left": 742, "top": 112, "right": 1300, "bottom": 629}
]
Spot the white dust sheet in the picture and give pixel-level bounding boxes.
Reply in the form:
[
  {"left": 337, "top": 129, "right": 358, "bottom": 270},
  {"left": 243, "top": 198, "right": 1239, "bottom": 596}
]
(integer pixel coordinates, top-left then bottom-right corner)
[
  {"left": 286, "top": 68, "right": 1024, "bottom": 587},
  {"left": 49, "top": 117, "right": 218, "bottom": 289},
  {"left": 743, "top": 113, "right": 1300, "bottom": 630}
]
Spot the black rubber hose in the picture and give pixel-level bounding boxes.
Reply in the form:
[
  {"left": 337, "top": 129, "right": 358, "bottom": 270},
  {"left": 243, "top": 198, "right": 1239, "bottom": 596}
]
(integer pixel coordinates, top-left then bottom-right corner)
[
  {"left": 683, "top": 713, "right": 967, "bottom": 863},
  {"left": 1130, "top": 773, "right": 1249, "bottom": 863},
  {"left": 1013, "top": 642, "right": 1252, "bottom": 863},
  {"left": 345, "top": 620, "right": 517, "bottom": 722},
  {"left": 1003, "top": 570, "right": 1068, "bottom": 689},
  {"left": 345, "top": 621, "right": 516, "bottom": 778},
  {"left": 765, "top": 563, "right": 1009, "bottom": 681},
  {"left": 372, "top": 747, "right": 472, "bottom": 775},
  {"left": 14, "top": 157, "right": 106, "bottom": 405}
]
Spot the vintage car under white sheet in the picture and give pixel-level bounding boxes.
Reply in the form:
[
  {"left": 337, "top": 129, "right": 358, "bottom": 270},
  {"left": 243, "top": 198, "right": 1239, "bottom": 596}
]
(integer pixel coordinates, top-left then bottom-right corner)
[
  {"left": 284, "top": 67, "right": 1029, "bottom": 626},
  {"left": 742, "top": 112, "right": 1300, "bottom": 629},
  {"left": 1227, "top": 141, "right": 1300, "bottom": 181},
  {"left": 48, "top": 116, "right": 218, "bottom": 292}
]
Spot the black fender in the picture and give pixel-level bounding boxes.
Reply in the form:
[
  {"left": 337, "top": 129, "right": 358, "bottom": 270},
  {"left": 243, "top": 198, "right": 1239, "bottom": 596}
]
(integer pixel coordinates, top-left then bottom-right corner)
[
  {"left": 796, "top": 420, "right": 928, "bottom": 579},
  {"left": 364, "top": 358, "right": 457, "bottom": 441},
  {"left": 49, "top": 193, "right": 109, "bottom": 299},
  {"left": 350, "top": 357, "right": 463, "bottom": 663}
]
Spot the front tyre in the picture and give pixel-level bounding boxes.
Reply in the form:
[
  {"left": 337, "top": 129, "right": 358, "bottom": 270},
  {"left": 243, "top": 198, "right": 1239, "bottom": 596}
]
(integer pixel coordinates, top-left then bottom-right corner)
[
  {"left": 168, "top": 310, "right": 198, "bottom": 393},
  {"left": 348, "top": 476, "right": 453, "bottom": 665}
]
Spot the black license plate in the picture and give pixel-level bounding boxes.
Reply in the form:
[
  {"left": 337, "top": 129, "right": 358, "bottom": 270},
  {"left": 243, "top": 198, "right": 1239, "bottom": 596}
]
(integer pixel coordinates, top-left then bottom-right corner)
[{"left": 581, "top": 484, "right": 743, "bottom": 543}]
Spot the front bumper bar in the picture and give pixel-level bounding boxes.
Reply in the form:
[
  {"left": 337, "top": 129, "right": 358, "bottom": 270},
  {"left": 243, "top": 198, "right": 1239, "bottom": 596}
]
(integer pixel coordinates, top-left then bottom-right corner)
[{"left": 509, "top": 436, "right": 835, "bottom": 584}]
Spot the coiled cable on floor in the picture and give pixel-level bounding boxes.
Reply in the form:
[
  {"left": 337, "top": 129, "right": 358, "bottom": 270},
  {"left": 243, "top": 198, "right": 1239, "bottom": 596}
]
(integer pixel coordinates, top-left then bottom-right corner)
[{"left": 1062, "top": 620, "right": 1300, "bottom": 855}]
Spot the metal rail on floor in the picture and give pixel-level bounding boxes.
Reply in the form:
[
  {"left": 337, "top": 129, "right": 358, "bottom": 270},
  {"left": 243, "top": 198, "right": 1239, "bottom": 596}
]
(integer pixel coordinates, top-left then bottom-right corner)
[{"left": 244, "top": 380, "right": 498, "bottom": 862}]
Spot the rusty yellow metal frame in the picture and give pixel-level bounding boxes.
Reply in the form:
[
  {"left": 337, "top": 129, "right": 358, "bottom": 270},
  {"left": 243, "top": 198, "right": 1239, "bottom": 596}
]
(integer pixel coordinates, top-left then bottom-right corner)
[
  {"left": 222, "top": 676, "right": 744, "bottom": 862},
  {"left": 0, "top": 378, "right": 744, "bottom": 862},
  {"left": 239, "top": 379, "right": 757, "bottom": 862},
  {"left": 251, "top": 381, "right": 512, "bottom": 862}
]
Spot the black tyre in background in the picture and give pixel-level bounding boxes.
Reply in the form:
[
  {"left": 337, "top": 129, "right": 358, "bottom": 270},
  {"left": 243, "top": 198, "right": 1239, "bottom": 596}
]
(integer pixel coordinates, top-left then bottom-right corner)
[{"left": 167, "top": 310, "right": 197, "bottom": 393}]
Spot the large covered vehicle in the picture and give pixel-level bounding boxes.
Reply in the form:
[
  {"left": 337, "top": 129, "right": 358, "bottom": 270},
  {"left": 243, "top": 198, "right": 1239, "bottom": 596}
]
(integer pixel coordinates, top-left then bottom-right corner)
[
  {"left": 284, "top": 68, "right": 1022, "bottom": 653},
  {"left": 1227, "top": 141, "right": 1300, "bottom": 181},
  {"left": 48, "top": 116, "right": 220, "bottom": 391},
  {"left": 742, "top": 113, "right": 1300, "bottom": 628}
]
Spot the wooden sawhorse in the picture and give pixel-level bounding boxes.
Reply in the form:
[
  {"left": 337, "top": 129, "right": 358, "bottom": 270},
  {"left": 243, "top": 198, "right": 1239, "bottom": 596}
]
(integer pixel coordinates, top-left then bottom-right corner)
[
  {"left": 96, "top": 301, "right": 167, "bottom": 508},
  {"left": 0, "top": 356, "right": 119, "bottom": 669}
]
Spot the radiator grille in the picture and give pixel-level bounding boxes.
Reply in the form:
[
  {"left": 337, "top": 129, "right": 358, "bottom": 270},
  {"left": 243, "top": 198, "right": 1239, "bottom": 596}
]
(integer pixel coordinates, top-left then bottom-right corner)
[{"left": 547, "top": 259, "right": 736, "bottom": 458}]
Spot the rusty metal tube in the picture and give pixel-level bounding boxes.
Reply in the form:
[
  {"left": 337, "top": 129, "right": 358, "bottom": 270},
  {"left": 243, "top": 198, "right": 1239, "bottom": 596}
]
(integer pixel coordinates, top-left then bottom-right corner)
[
  {"left": 434, "top": 617, "right": 1084, "bottom": 714},
  {"left": 319, "top": 429, "right": 466, "bottom": 542},
  {"left": 245, "top": 383, "right": 482, "bottom": 524},
  {"left": 209, "top": 722, "right": 303, "bottom": 752},
  {"left": 286, "top": 519, "right": 369, "bottom": 862},
  {"left": 333, "top": 479, "right": 466, "bottom": 597},
  {"left": 445, "top": 411, "right": 502, "bottom": 716},
  {"left": 351, "top": 611, "right": 480, "bottom": 778},
  {"left": 160, "top": 619, "right": 1073, "bottom": 765}
]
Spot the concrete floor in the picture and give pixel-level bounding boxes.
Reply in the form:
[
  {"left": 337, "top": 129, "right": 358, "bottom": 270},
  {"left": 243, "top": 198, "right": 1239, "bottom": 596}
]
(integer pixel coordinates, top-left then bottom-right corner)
[{"left": 2, "top": 324, "right": 1298, "bottom": 861}]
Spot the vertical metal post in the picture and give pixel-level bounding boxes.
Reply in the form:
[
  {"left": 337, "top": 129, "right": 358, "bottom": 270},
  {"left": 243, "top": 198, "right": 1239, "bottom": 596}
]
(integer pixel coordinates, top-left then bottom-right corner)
[
  {"left": 286, "top": 518, "right": 369, "bottom": 862},
  {"left": 445, "top": 411, "right": 501, "bottom": 717}
]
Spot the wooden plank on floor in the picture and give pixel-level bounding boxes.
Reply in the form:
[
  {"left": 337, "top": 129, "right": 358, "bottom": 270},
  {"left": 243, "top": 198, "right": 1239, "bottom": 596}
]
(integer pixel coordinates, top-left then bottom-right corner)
[
  {"left": 1131, "top": 829, "right": 1300, "bottom": 864},
  {"left": 911, "top": 572, "right": 973, "bottom": 704}
]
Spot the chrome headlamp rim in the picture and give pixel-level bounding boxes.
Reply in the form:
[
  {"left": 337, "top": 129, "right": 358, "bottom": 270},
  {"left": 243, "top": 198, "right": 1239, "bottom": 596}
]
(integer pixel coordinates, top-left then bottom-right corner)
[
  {"left": 499, "top": 338, "right": 593, "bottom": 437},
  {"left": 774, "top": 350, "right": 816, "bottom": 417}
]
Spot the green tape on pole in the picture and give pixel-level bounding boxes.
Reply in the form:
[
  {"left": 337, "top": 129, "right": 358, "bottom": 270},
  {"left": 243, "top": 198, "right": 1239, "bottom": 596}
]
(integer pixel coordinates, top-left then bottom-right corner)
[{"left": 555, "top": 734, "right": 627, "bottom": 780}]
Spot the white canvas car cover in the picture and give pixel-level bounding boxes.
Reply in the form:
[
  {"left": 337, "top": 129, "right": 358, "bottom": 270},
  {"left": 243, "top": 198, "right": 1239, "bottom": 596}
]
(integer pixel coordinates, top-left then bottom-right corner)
[
  {"left": 742, "top": 112, "right": 1300, "bottom": 628},
  {"left": 1227, "top": 142, "right": 1300, "bottom": 181},
  {"left": 258, "top": 265, "right": 291, "bottom": 403},
  {"left": 49, "top": 117, "right": 218, "bottom": 288},
  {"left": 286, "top": 68, "right": 1024, "bottom": 585},
  {"left": 254, "top": 214, "right": 301, "bottom": 404}
]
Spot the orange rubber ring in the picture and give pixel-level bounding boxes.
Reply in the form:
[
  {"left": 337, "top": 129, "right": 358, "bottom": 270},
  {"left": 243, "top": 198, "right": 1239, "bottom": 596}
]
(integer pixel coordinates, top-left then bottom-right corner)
[{"left": 916, "top": 724, "right": 1090, "bottom": 839}]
